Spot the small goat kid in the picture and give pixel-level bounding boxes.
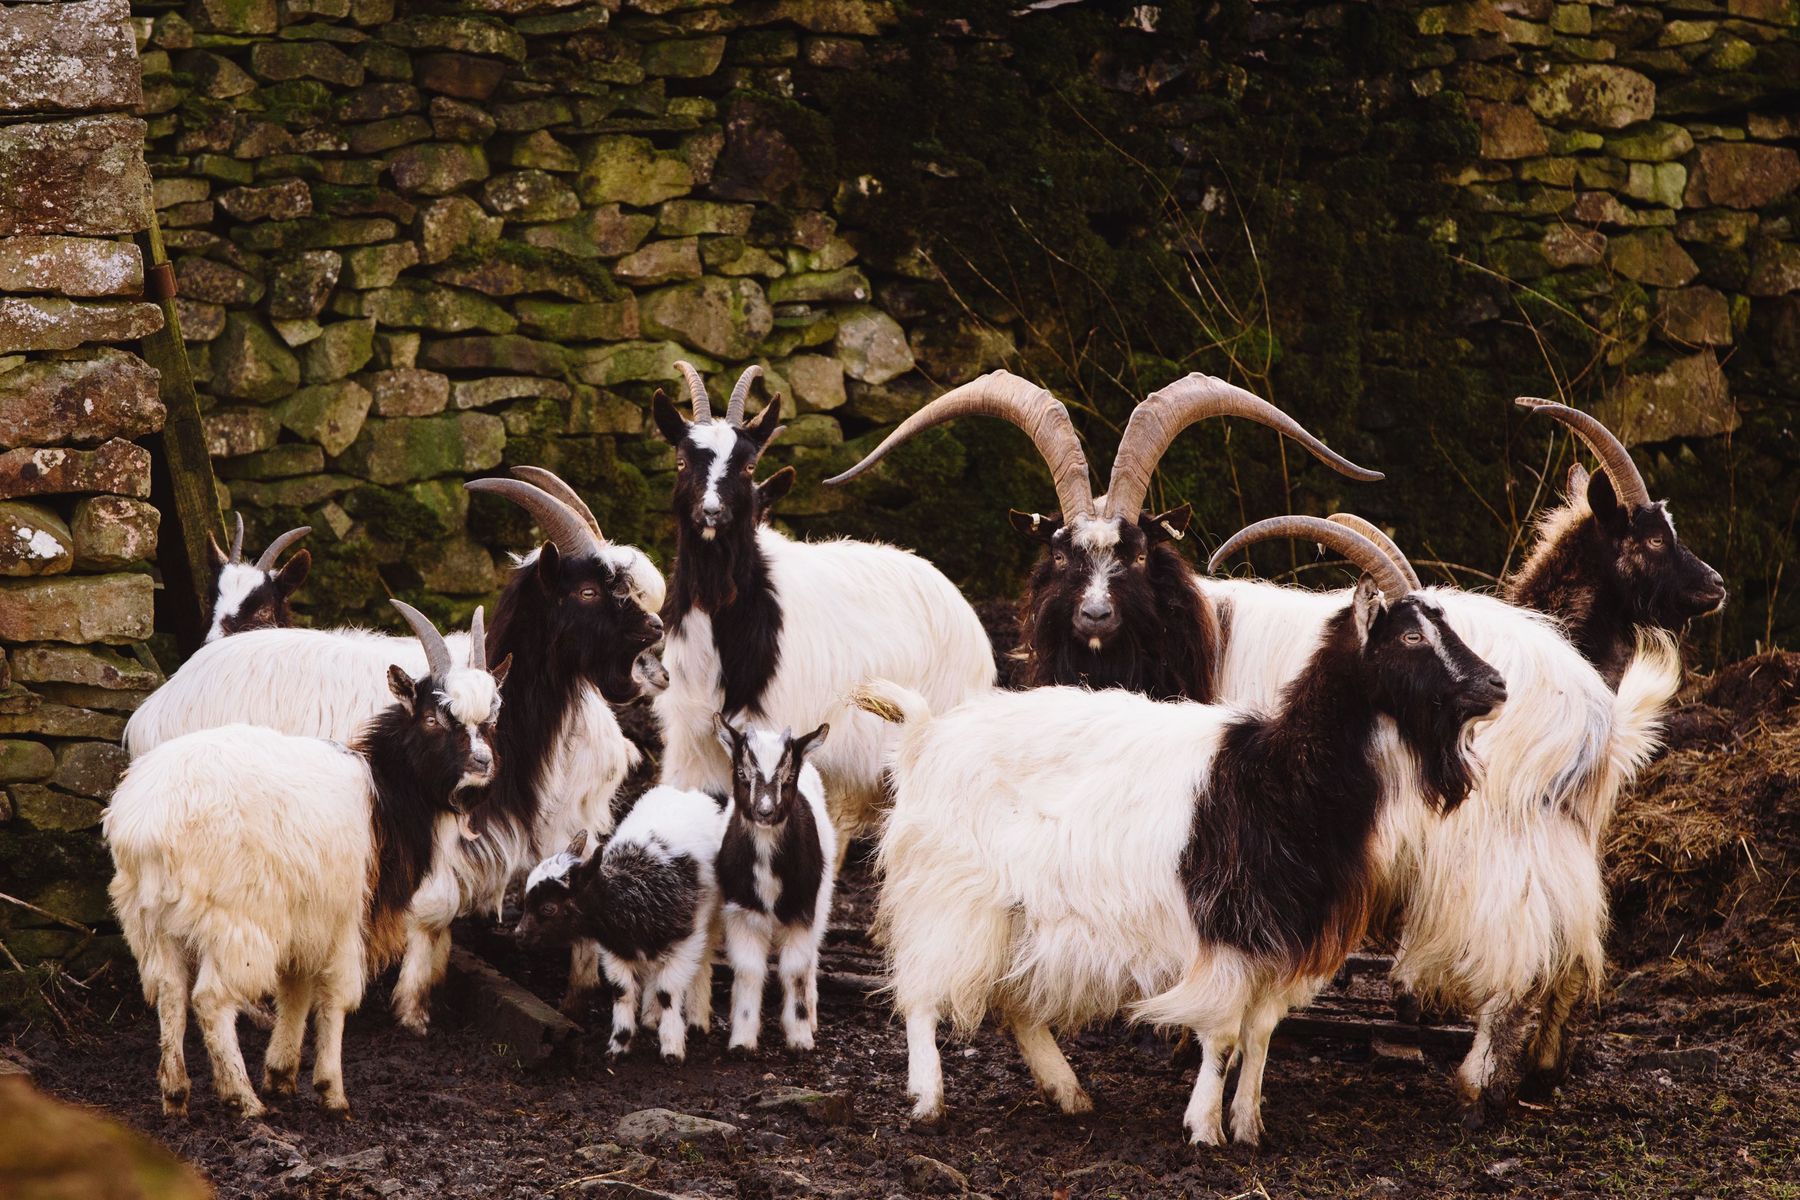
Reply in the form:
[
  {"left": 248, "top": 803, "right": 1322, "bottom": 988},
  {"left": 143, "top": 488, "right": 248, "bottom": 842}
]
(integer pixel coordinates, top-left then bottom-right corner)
[
  {"left": 1507, "top": 399, "right": 1725, "bottom": 688},
  {"left": 205, "top": 513, "right": 310, "bottom": 642},
  {"left": 863, "top": 521, "right": 1506, "bottom": 1145},
  {"left": 714, "top": 718, "right": 836, "bottom": 1053},
  {"left": 106, "top": 604, "right": 506, "bottom": 1118},
  {"left": 517, "top": 787, "right": 726, "bottom": 1063}
]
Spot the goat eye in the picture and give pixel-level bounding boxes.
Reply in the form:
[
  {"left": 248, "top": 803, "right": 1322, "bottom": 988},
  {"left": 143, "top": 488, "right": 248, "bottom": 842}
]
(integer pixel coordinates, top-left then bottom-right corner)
[
  {"left": 1052, "top": 552, "right": 1067, "bottom": 567},
  {"left": 579, "top": 586, "right": 599, "bottom": 601},
  {"left": 1402, "top": 631, "right": 1424, "bottom": 646},
  {"left": 540, "top": 902, "right": 558, "bottom": 917},
  {"left": 423, "top": 711, "right": 441, "bottom": 728},
  {"left": 1135, "top": 553, "right": 1148, "bottom": 566},
  {"left": 1646, "top": 536, "right": 1665, "bottom": 549}
]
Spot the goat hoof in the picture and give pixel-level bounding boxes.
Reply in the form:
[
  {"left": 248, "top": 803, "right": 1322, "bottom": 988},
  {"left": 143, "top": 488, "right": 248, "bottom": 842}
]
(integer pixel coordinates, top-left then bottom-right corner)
[
  {"left": 660, "top": 1051, "right": 685, "bottom": 1066},
  {"left": 160, "top": 1090, "right": 189, "bottom": 1120},
  {"left": 909, "top": 1102, "right": 945, "bottom": 1129},
  {"left": 262, "top": 1068, "right": 297, "bottom": 1096},
  {"left": 229, "top": 1097, "right": 268, "bottom": 1120}
]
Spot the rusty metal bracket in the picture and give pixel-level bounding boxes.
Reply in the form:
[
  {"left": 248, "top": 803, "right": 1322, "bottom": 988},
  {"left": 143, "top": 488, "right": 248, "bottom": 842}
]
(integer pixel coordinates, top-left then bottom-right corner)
[{"left": 145, "top": 261, "right": 178, "bottom": 301}]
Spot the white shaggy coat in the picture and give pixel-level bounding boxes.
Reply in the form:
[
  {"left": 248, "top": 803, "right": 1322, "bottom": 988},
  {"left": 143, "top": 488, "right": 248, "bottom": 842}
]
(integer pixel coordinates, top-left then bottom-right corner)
[{"left": 656, "top": 528, "right": 995, "bottom": 849}]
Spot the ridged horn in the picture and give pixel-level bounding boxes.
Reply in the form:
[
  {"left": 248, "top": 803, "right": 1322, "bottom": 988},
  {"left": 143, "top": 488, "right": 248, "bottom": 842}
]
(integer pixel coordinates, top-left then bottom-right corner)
[
  {"left": 391, "top": 599, "right": 453, "bottom": 680},
  {"left": 1208, "top": 515, "right": 1413, "bottom": 598},
  {"left": 674, "top": 359, "right": 712, "bottom": 423},
  {"left": 1514, "top": 397, "right": 1650, "bottom": 510},
  {"left": 465, "top": 478, "right": 601, "bottom": 558},
  {"left": 1326, "top": 513, "right": 1422, "bottom": 590},
  {"left": 469, "top": 605, "right": 486, "bottom": 673},
  {"left": 726, "top": 365, "right": 762, "bottom": 426},
  {"left": 824, "top": 370, "right": 1095, "bottom": 520},
  {"left": 509, "top": 466, "right": 604, "bottom": 543},
  {"left": 1103, "top": 374, "right": 1384, "bottom": 521},
  {"left": 229, "top": 512, "right": 245, "bottom": 563},
  {"left": 253, "top": 526, "right": 311, "bottom": 572}
]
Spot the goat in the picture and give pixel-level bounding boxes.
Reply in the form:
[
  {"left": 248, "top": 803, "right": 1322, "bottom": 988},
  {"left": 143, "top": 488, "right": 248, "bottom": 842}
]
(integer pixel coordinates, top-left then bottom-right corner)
[
  {"left": 859, "top": 519, "right": 1507, "bottom": 1145},
  {"left": 1507, "top": 399, "right": 1726, "bottom": 688},
  {"left": 204, "top": 514, "right": 310, "bottom": 642},
  {"left": 517, "top": 787, "right": 726, "bottom": 1063},
  {"left": 1204, "top": 517, "right": 1680, "bottom": 1122},
  {"left": 652, "top": 362, "right": 995, "bottom": 854},
  {"left": 125, "top": 469, "right": 666, "bottom": 1032},
  {"left": 105, "top": 604, "right": 506, "bottom": 1118},
  {"left": 825, "top": 371, "right": 1382, "bottom": 701},
  {"left": 713, "top": 718, "right": 836, "bottom": 1053}
]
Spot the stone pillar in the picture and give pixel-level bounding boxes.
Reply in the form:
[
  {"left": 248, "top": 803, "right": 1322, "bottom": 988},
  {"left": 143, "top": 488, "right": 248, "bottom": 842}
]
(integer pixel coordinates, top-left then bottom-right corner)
[{"left": 1, "top": 0, "right": 164, "bottom": 980}]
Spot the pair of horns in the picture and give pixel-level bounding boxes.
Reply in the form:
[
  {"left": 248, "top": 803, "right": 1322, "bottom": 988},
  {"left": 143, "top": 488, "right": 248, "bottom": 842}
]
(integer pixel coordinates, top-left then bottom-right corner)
[
  {"left": 1208, "top": 514, "right": 1420, "bottom": 599},
  {"left": 213, "top": 513, "right": 311, "bottom": 571},
  {"left": 1515, "top": 398, "right": 1650, "bottom": 510},
  {"left": 823, "top": 370, "right": 1382, "bottom": 521},
  {"left": 675, "top": 360, "right": 764, "bottom": 426},
  {"left": 465, "top": 466, "right": 605, "bottom": 559},
  {"left": 390, "top": 599, "right": 486, "bottom": 677}
]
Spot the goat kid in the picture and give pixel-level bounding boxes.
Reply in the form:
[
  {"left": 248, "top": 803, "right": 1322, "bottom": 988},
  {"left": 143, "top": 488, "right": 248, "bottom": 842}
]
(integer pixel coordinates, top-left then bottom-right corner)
[
  {"left": 714, "top": 718, "right": 836, "bottom": 1052},
  {"left": 1508, "top": 399, "right": 1725, "bottom": 688},
  {"left": 862, "top": 548, "right": 1505, "bottom": 1145},
  {"left": 205, "top": 513, "right": 310, "bottom": 642},
  {"left": 105, "top": 604, "right": 505, "bottom": 1118},
  {"left": 518, "top": 787, "right": 726, "bottom": 1062}
]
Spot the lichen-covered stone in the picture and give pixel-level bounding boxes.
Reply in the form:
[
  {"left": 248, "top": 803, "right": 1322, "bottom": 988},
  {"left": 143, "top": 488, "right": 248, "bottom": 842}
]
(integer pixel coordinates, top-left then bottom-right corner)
[
  {"left": 778, "top": 353, "right": 846, "bottom": 412},
  {"left": 1469, "top": 102, "right": 1546, "bottom": 159},
  {"left": 0, "top": 573, "right": 153, "bottom": 644},
  {"left": 300, "top": 318, "right": 376, "bottom": 383},
  {"left": 1606, "top": 229, "right": 1700, "bottom": 286},
  {"left": 0, "top": 503, "right": 72, "bottom": 578},
  {"left": 574, "top": 340, "right": 712, "bottom": 387},
  {"left": 1654, "top": 287, "right": 1733, "bottom": 347},
  {"left": 416, "top": 536, "right": 497, "bottom": 594},
  {"left": 430, "top": 96, "right": 498, "bottom": 143},
  {"left": 365, "top": 368, "right": 449, "bottom": 416},
  {"left": 381, "top": 15, "right": 527, "bottom": 62},
  {"left": 275, "top": 379, "right": 373, "bottom": 456},
  {"left": 7, "top": 784, "right": 106, "bottom": 831},
  {"left": 482, "top": 170, "right": 580, "bottom": 222},
  {"left": 515, "top": 297, "right": 640, "bottom": 341},
  {"left": 577, "top": 136, "right": 695, "bottom": 206},
  {"left": 174, "top": 298, "right": 225, "bottom": 342},
  {"left": 1623, "top": 161, "right": 1687, "bottom": 209},
  {"left": 234, "top": 216, "right": 397, "bottom": 252},
  {"left": 0, "top": 297, "right": 162, "bottom": 353},
  {"left": 0, "top": 439, "right": 150, "bottom": 499},
  {"left": 0, "top": 703, "right": 125, "bottom": 739},
  {"left": 389, "top": 142, "right": 490, "bottom": 197},
  {"left": 7, "top": 644, "right": 159, "bottom": 690},
  {"left": 250, "top": 41, "right": 365, "bottom": 88},
  {"left": 768, "top": 268, "right": 870, "bottom": 304},
  {"left": 417, "top": 194, "right": 503, "bottom": 263},
  {"left": 268, "top": 248, "right": 342, "bottom": 319},
  {"left": 0, "top": 739, "right": 54, "bottom": 784},
  {"left": 337, "top": 81, "right": 422, "bottom": 122},
  {"left": 1597, "top": 351, "right": 1737, "bottom": 444},
  {"left": 834, "top": 306, "right": 914, "bottom": 384},
  {"left": 50, "top": 741, "right": 129, "bottom": 799},
  {"left": 202, "top": 407, "right": 281, "bottom": 457},
  {"left": 506, "top": 130, "right": 580, "bottom": 173},
  {"left": 1525, "top": 66, "right": 1655, "bottom": 128},
  {"left": 0, "top": 350, "right": 164, "bottom": 449},
  {"left": 640, "top": 37, "right": 727, "bottom": 78},
  {"left": 340, "top": 241, "right": 420, "bottom": 289},
  {"left": 451, "top": 375, "right": 572, "bottom": 410},
  {"left": 0, "top": 237, "right": 143, "bottom": 298},
  {"left": 175, "top": 256, "right": 264, "bottom": 305},
  {"left": 187, "top": 0, "right": 279, "bottom": 35},
  {"left": 333, "top": 412, "right": 505, "bottom": 483},
  {"left": 1605, "top": 122, "right": 1694, "bottom": 162},
  {"left": 1543, "top": 225, "right": 1606, "bottom": 268},
  {"left": 614, "top": 237, "right": 702, "bottom": 284},
  {"left": 0, "top": 0, "right": 142, "bottom": 114},
  {"left": 361, "top": 282, "right": 519, "bottom": 334},
  {"left": 1747, "top": 240, "right": 1800, "bottom": 297},
  {"left": 217, "top": 179, "right": 313, "bottom": 223},
  {"left": 215, "top": 443, "right": 326, "bottom": 479},
  {"left": 1682, "top": 143, "right": 1800, "bottom": 209},
  {"left": 348, "top": 114, "right": 433, "bottom": 155},
  {"left": 639, "top": 276, "right": 773, "bottom": 359},
  {"left": 211, "top": 313, "right": 300, "bottom": 401}
]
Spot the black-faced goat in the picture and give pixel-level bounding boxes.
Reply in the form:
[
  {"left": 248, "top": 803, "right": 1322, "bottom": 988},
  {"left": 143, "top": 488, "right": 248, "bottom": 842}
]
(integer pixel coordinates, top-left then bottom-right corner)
[{"left": 204, "top": 514, "right": 310, "bottom": 642}]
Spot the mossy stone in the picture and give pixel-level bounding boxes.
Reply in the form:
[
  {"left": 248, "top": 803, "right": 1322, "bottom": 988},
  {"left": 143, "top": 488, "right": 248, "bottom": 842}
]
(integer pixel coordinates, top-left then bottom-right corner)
[
  {"left": 333, "top": 413, "right": 506, "bottom": 484},
  {"left": 361, "top": 282, "right": 518, "bottom": 334},
  {"left": 576, "top": 135, "right": 695, "bottom": 206},
  {"left": 0, "top": 740, "right": 53, "bottom": 784},
  {"left": 212, "top": 313, "right": 300, "bottom": 402},
  {"left": 300, "top": 319, "right": 376, "bottom": 383}
]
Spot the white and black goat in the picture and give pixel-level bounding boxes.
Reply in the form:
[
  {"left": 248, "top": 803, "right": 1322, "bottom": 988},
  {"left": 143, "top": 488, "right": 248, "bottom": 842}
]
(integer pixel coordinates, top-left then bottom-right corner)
[
  {"left": 105, "top": 603, "right": 505, "bottom": 1118},
  {"left": 125, "top": 470, "right": 666, "bottom": 1032},
  {"left": 1507, "top": 399, "right": 1726, "bottom": 688},
  {"left": 825, "top": 371, "right": 1383, "bottom": 701},
  {"left": 713, "top": 718, "right": 836, "bottom": 1053},
  {"left": 859, "top": 523, "right": 1508, "bottom": 1145},
  {"left": 653, "top": 362, "right": 995, "bottom": 852},
  {"left": 517, "top": 786, "right": 726, "bottom": 1063},
  {"left": 205, "top": 513, "right": 311, "bottom": 642}
]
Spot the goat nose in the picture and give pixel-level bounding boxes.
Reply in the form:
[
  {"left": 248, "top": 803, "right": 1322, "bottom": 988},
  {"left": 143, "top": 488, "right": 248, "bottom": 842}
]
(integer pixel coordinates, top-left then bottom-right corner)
[
  {"left": 1081, "top": 601, "right": 1113, "bottom": 621},
  {"left": 1486, "top": 674, "right": 1507, "bottom": 699},
  {"left": 645, "top": 613, "right": 664, "bottom": 634}
]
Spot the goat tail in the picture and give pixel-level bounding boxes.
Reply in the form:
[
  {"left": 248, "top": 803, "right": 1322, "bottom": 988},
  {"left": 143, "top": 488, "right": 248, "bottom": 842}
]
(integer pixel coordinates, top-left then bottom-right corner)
[
  {"left": 852, "top": 678, "right": 933, "bottom": 727},
  {"left": 1609, "top": 627, "right": 1681, "bottom": 784}
]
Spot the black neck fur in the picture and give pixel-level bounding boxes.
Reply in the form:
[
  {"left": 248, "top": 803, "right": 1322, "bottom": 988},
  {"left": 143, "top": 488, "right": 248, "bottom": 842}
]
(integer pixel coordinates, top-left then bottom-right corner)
[
  {"left": 355, "top": 704, "right": 461, "bottom": 928},
  {"left": 665, "top": 512, "right": 783, "bottom": 719},
  {"left": 1506, "top": 512, "right": 1633, "bottom": 687},
  {"left": 717, "top": 801, "right": 823, "bottom": 926}
]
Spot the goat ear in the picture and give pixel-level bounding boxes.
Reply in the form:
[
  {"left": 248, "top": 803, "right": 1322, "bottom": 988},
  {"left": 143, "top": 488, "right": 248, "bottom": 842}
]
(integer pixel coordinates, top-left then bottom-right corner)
[
  {"left": 712, "top": 713, "right": 738, "bottom": 757},
  {"left": 756, "top": 466, "right": 797, "bottom": 512},
  {"left": 1008, "top": 509, "right": 1060, "bottom": 543},
  {"left": 534, "top": 541, "right": 562, "bottom": 592},
  {"left": 793, "top": 722, "right": 829, "bottom": 763},
  {"left": 1586, "top": 468, "right": 1628, "bottom": 534},
  {"left": 274, "top": 549, "right": 311, "bottom": 596},
  {"left": 388, "top": 664, "right": 416, "bottom": 710},
  {"left": 566, "top": 829, "right": 588, "bottom": 860},
  {"left": 1351, "top": 575, "right": 1384, "bottom": 646},
  {"left": 1141, "top": 504, "right": 1192, "bottom": 545},
  {"left": 489, "top": 653, "right": 512, "bottom": 689},
  {"left": 749, "top": 393, "right": 785, "bottom": 449},
  {"left": 206, "top": 532, "right": 230, "bottom": 570},
  {"left": 652, "top": 390, "right": 690, "bottom": 445},
  {"left": 1565, "top": 461, "right": 1590, "bottom": 500}
]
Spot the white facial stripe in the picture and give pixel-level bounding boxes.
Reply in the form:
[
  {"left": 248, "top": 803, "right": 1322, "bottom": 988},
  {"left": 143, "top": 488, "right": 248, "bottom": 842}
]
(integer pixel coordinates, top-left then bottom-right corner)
[
  {"left": 1082, "top": 552, "right": 1117, "bottom": 609},
  {"left": 1070, "top": 518, "right": 1122, "bottom": 553},
  {"left": 744, "top": 728, "right": 788, "bottom": 783},
  {"left": 1658, "top": 502, "right": 1677, "bottom": 536},
  {"left": 690, "top": 422, "right": 741, "bottom": 512},
  {"left": 1417, "top": 610, "right": 1462, "bottom": 680},
  {"left": 525, "top": 851, "right": 578, "bottom": 895},
  {"left": 207, "top": 563, "right": 268, "bottom": 640},
  {"left": 439, "top": 669, "right": 500, "bottom": 725}
]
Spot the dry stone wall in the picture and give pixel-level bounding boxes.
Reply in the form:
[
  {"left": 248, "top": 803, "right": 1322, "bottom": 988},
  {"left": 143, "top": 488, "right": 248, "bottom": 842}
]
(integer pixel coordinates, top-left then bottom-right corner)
[{"left": 1, "top": 0, "right": 165, "bottom": 984}]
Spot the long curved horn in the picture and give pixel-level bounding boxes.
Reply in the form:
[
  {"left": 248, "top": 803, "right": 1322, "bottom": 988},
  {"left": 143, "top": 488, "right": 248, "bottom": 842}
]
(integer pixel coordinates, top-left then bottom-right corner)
[
  {"left": 1326, "top": 513, "right": 1422, "bottom": 590},
  {"left": 1514, "top": 397, "right": 1650, "bottom": 509},
  {"left": 674, "top": 360, "right": 712, "bottom": 423},
  {"left": 824, "top": 370, "right": 1096, "bottom": 520},
  {"left": 391, "top": 598, "right": 453, "bottom": 680},
  {"left": 726, "top": 365, "right": 762, "bottom": 426},
  {"left": 1208, "top": 514, "right": 1412, "bottom": 598},
  {"left": 509, "top": 466, "right": 604, "bottom": 543},
  {"left": 465, "top": 478, "right": 601, "bottom": 558},
  {"left": 469, "top": 605, "right": 486, "bottom": 673},
  {"left": 1103, "top": 374, "right": 1384, "bottom": 521},
  {"left": 253, "top": 526, "right": 311, "bottom": 571},
  {"left": 229, "top": 512, "right": 245, "bottom": 563}
]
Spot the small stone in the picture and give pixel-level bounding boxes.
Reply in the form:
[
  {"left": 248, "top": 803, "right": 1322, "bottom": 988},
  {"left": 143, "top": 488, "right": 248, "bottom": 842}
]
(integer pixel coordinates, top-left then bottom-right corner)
[
  {"left": 217, "top": 178, "right": 313, "bottom": 223},
  {"left": 50, "top": 741, "right": 129, "bottom": 799},
  {"left": 769, "top": 268, "right": 871, "bottom": 304},
  {"left": 0, "top": 236, "right": 143, "bottom": 297},
  {"left": 188, "top": 0, "right": 278, "bottom": 34},
  {"left": 902, "top": 1154, "right": 968, "bottom": 1195},
  {"left": 0, "top": 740, "right": 54, "bottom": 784},
  {"left": 641, "top": 36, "right": 726, "bottom": 78},
  {"left": 1623, "top": 161, "right": 1687, "bottom": 209},
  {"left": 0, "top": 350, "right": 164, "bottom": 448},
  {"left": 420, "top": 335, "right": 570, "bottom": 376},
  {"left": 835, "top": 306, "right": 914, "bottom": 384},
  {"left": 639, "top": 276, "right": 773, "bottom": 359},
  {"left": 272, "top": 318, "right": 323, "bottom": 346},
  {"left": 0, "top": 503, "right": 72, "bottom": 577},
  {"left": 340, "top": 242, "right": 420, "bottom": 290},
  {"left": 380, "top": 14, "right": 526, "bottom": 62},
  {"left": 1675, "top": 209, "right": 1757, "bottom": 248},
  {"left": 780, "top": 353, "right": 845, "bottom": 411},
  {"left": 212, "top": 314, "right": 300, "bottom": 402},
  {"left": 907, "top": 322, "right": 1014, "bottom": 386},
  {"left": 361, "top": 282, "right": 517, "bottom": 334},
  {"left": 753, "top": 1086, "right": 853, "bottom": 1126},
  {"left": 7, "top": 644, "right": 159, "bottom": 690},
  {"left": 1605, "top": 122, "right": 1694, "bottom": 162},
  {"left": 482, "top": 170, "right": 580, "bottom": 222},
  {"left": 235, "top": 217, "right": 398, "bottom": 253},
  {"left": 514, "top": 297, "right": 639, "bottom": 341},
  {"left": 269, "top": 249, "right": 342, "bottom": 319},
  {"left": 1597, "top": 351, "right": 1736, "bottom": 445},
  {"left": 332, "top": 412, "right": 504, "bottom": 483},
  {"left": 174, "top": 299, "right": 225, "bottom": 341},
  {"left": 505, "top": 130, "right": 579, "bottom": 174},
  {"left": 202, "top": 407, "right": 280, "bottom": 457},
  {"left": 300, "top": 319, "right": 376, "bottom": 383},
  {"left": 1683, "top": 143, "right": 1800, "bottom": 209},
  {"left": 250, "top": 40, "right": 364, "bottom": 87},
  {"left": 66, "top": 496, "right": 156, "bottom": 570},
  {"left": 614, "top": 238, "right": 702, "bottom": 285},
  {"left": 0, "top": 573, "right": 153, "bottom": 644},
  {"left": 703, "top": 238, "right": 786, "bottom": 277},
  {"left": 1469, "top": 102, "right": 1547, "bottom": 159},
  {"left": 613, "top": 1108, "right": 739, "bottom": 1155},
  {"left": 1747, "top": 241, "right": 1800, "bottom": 296},
  {"left": 389, "top": 143, "right": 490, "bottom": 197},
  {"left": 1525, "top": 65, "right": 1655, "bottom": 129},
  {"left": 6, "top": 784, "right": 106, "bottom": 831},
  {"left": 348, "top": 115, "right": 433, "bottom": 156},
  {"left": 1636, "top": 1047, "right": 1721, "bottom": 1078},
  {"left": 450, "top": 376, "right": 571, "bottom": 410},
  {"left": 216, "top": 443, "right": 326, "bottom": 480},
  {"left": 175, "top": 256, "right": 264, "bottom": 306},
  {"left": 572, "top": 340, "right": 707, "bottom": 387},
  {"left": 413, "top": 52, "right": 507, "bottom": 101},
  {"left": 0, "top": 439, "right": 151, "bottom": 499},
  {"left": 365, "top": 368, "right": 449, "bottom": 416},
  {"left": 416, "top": 537, "right": 496, "bottom": 594},
  {"left": 1606, "top": 229, "right": 1699, "bottom": 286},
  {"left": 1654, "top": 287, "right": 1732, "bottom": 346},
  {"left": 492, "top": 98, "right": 573, "bottom": 135},
  {"left": 417, "top": 195, "right": 503, "bottom": 264},
  {"left": 337, "top": 81, "right": 422, "bottom": 122},
  {"left": 0, "top": 297, "right": 162, "bottom": 352},
  {"left": 275, "top": 380, "right": 373, "bottom": 456},
  {"left": 577, "top": 136, "right": 694, "bottom": 207}
]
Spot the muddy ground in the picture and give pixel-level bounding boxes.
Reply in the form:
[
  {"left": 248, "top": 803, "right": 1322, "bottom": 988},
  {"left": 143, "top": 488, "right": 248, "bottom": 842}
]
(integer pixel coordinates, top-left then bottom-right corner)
[{"left": 8, "top": 627, "right": 1799, "bottom": 1198}]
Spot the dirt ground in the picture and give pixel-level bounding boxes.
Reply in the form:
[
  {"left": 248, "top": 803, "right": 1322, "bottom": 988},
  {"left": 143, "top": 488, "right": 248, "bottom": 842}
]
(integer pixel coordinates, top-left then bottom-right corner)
[{"left": 8, "top": 626, "right": 1800, "bottom": 1198}]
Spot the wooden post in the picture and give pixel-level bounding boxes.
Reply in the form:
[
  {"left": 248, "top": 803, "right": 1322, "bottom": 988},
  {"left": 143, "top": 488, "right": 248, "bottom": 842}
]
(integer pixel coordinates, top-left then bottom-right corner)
[{"left": 137, "top": 212, "right": 223, "bottom": 655}]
